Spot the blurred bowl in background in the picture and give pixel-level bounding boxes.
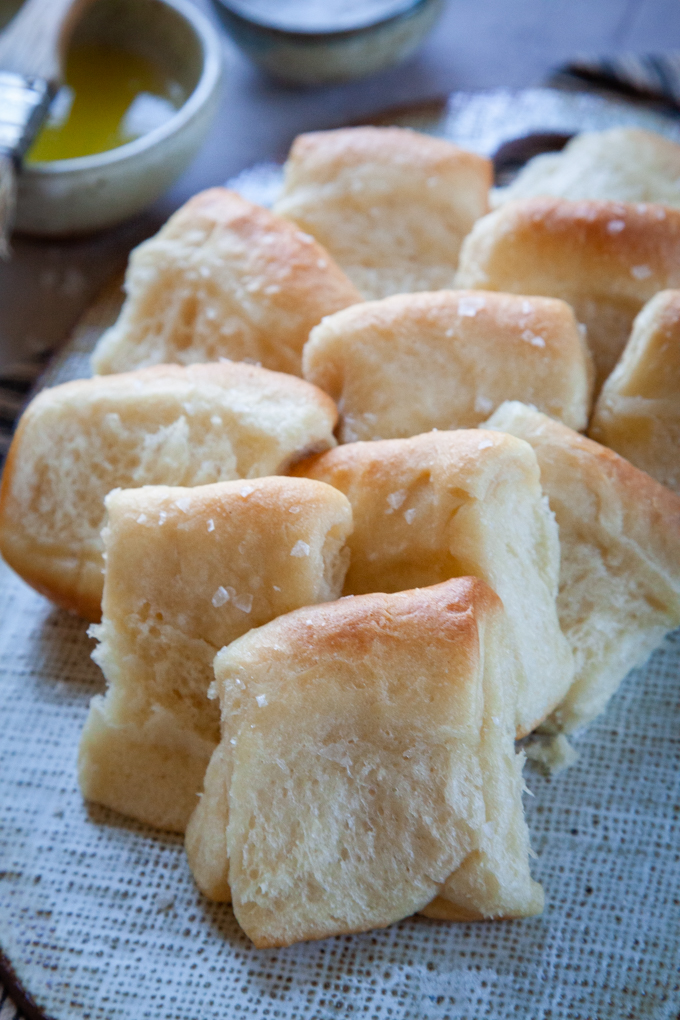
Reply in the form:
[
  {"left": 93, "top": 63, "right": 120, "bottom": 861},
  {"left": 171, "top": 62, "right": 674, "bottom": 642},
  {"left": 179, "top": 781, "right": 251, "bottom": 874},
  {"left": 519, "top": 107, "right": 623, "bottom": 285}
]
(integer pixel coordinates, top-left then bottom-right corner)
[
  {"left": 211, "top": 0, "right": 444, "bottom": 86},
  {"left": 0, "top": 0, "right": 222, "bottom": 238}
]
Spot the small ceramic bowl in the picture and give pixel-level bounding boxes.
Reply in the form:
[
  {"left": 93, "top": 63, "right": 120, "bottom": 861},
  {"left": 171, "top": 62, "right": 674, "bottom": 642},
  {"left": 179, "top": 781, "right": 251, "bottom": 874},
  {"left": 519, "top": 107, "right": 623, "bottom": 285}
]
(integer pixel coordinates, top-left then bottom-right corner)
[
  {"left": 9, "top": 0, "right": 222, "bottom": 238},
  {"left": 211, "top": 0, "right": 444, "bottom": 86}
]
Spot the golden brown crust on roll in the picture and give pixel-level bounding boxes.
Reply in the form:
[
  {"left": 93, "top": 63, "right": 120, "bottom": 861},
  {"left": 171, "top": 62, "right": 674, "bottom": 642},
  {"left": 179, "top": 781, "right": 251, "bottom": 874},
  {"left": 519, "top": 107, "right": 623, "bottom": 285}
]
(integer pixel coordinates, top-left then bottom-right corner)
[
  {"left": 90, "top": 188, "right": 362, "bottom": 377},
  {"left": 78, "top": 476, "right": 353, "bottom": 832},
  {"left": 485, "top": 401, "right": 680, "bottom": 731},
  {"left": 0, "top": 361, "right": 339, "bottom": 622},
  {"left": 186, "top": 578, "right": 543, "bottom": 945},
  {"left": 293, "top": 430, "right": 574, "bottom": 737},
  {"left": 589, "top": 289, "right": 680, "bottom": 494},
  {"left": 456, "top": 197, "right": 680, "bottom": 390},
  {"left": 303, "top": 290, "right": 594, "bottom": 441},
  {"left": 274, "top": 126, "right": 492, "bottom": 300}
]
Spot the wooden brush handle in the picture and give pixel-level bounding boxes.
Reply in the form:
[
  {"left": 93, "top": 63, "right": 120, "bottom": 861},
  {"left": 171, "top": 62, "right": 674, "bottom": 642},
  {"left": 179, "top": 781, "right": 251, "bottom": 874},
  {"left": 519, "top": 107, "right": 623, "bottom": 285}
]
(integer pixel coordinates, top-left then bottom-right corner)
[{"left": 0, "top": 0, "right": 94, "bottom": 84}]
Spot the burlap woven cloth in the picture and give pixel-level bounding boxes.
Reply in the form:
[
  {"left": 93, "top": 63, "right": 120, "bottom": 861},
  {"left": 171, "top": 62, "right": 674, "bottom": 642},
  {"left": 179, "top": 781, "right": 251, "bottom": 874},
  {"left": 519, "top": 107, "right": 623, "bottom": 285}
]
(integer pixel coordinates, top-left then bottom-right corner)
[{"left": 1, "top": 547, "right": 678, "bottom": 1019}]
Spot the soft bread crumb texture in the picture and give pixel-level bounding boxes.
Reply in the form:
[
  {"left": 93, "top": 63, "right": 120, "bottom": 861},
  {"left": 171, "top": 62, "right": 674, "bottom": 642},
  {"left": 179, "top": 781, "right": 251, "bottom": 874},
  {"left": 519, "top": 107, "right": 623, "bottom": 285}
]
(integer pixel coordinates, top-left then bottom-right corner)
[
  {"left": 294, "top": 430, "right": 573, "bottom": 738},
  {"left": 90, "top": 188, "right": 362, "bottom": 377},
  {"left": 455, "top": 197, "right": 680, "bottom": 391},
  {"left": 589, "top": 289, "right": 680, "bottom": 494},
  {"left": 274, "top": 126, "right": 492, "bottom": 301},
  {"left": 523, "top": 733, "right": 578, "bottom": 776},
  {"left": 186, "top": 578, "right": 543, "bottom": 946},
  {"left": 485, "top": 401, "right": 680, "bottom": 731},
  {"left": 303, "top": 290, "right": 594, "bottom": 441},
  {"left": 0, "top": 362, "right": 339, "bottom": 623},
  {"left": 492, "top": 128, "right": 680, "bottom": 209},
  {"left": 78, "top": 476, "right": 352, "bottom": 833}
]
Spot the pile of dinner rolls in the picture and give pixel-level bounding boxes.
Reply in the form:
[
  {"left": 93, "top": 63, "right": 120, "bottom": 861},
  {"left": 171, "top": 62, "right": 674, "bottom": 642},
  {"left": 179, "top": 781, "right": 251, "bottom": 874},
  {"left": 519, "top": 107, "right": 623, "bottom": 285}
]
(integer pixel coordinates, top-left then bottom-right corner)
[{"left": 1, "top": 124, "right": 679, "bottom": 949}]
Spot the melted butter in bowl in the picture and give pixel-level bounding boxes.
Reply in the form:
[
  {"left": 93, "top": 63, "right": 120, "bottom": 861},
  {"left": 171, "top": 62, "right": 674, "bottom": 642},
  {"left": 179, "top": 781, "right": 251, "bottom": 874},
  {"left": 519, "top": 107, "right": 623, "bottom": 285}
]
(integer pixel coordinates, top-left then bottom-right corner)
[
  {"left": 28, "top": 44, "right": 186, "bottom": 163},
  {"left": 14, "top": 0, "right": 221, "bottom": 238}
]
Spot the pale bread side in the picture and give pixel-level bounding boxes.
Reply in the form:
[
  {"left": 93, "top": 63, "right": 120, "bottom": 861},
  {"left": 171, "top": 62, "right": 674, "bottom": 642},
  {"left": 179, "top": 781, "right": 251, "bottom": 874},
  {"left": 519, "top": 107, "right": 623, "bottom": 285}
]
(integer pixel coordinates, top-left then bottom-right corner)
[
  {"left": 485, "top": 400, "right": 680, "bottom": 731},
  {"left": 91, "top": 188, "right": 362, "bottom": 377},
  {"left": 78, "top": 477, "right": 352, "bottom": 832},
  {"left": 456, "top": 197, "right": 680, "bottom": 390},
  {"left": 303, "top": 290, "right": 593, "bottom": 441},
  {"left": 293, "top": 430, "right": 574, "bottom": 738},
  {"left": 0, "top": 361, "right": 339, "bottom": 622},
  {"left": 492, "top": 128, "right": 680, "bottom": 209},
  {"left": 186, "top": 578, "right": 543, "bottom": 946},
  {"left": 590, "top": 289, "right": 680, "bottom": 494},
  {"left": 274, "top": 126, "right": 491, "bottom": 300}
]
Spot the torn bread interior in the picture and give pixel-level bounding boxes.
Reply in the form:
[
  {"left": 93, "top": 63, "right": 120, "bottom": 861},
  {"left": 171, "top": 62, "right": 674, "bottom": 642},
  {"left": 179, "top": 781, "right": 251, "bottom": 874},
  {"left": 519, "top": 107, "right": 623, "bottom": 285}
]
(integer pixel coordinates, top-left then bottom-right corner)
[
  {"left": 186, "top": 578, "right": 544, "bottom": 947},
  {"left": 589, "top": 288, "right": 680, "bottom": 495},
  {"left": 78, "top": 476, "right": 352, "bottom": 833},
  {"left": 294, "top": 429, "right": 574, "bottom": 738},
  {"left": 0, "top": 361, "right": 339, "bottom": 622},
  {"left": 485, "top": 400, "right": 680, "bottom": 731}
]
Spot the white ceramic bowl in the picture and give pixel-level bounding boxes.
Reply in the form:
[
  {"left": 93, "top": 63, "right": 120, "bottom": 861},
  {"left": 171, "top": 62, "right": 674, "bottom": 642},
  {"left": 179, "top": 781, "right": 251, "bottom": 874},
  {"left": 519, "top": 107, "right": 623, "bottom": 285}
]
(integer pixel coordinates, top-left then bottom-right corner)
[{"left": 8, "top": 0, "right": 222, "bottom": 238}]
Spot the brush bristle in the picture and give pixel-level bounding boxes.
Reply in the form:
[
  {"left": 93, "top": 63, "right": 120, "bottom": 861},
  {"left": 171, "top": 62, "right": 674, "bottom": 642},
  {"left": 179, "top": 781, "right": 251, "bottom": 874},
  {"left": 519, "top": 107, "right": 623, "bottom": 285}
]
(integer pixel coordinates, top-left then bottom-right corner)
[{"left": 0, "top": 153, "right": 16, "bottom": 259}]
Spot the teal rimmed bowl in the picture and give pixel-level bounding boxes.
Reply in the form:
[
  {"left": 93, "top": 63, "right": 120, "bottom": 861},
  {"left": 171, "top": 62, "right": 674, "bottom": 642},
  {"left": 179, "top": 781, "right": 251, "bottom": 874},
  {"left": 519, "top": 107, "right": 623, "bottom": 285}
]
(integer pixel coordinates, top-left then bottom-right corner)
[{"left": 211, "top": 0, "right": 444, "bottom": 86}]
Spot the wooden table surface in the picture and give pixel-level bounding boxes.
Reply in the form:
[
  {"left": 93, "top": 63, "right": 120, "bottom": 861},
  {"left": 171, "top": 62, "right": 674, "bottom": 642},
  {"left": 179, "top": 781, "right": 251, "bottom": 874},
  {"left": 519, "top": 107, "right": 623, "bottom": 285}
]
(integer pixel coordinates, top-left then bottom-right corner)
[{"left": 1, "top": 0, "right": 679, "bottom": 381}]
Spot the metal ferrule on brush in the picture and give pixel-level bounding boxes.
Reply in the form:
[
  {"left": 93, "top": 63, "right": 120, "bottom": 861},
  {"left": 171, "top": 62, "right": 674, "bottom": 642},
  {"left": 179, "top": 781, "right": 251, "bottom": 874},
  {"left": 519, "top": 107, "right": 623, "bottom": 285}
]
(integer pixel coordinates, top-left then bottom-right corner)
[
  {"left": 0, "top": 71, "right": 53, "bottom": 255},
  {"left": 0, "top": 0, "right": 91, "bottom": 255},
  {"left": 0, "top": 70, "right": 54, "bottom": 163}
]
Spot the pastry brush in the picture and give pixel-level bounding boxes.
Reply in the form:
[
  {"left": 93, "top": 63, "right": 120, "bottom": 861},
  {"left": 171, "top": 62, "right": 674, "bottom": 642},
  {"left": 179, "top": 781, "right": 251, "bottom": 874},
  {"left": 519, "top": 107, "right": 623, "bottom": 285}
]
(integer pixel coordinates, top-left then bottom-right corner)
[{"left": 0, "top": 0, "right": 92, "bottom": 257}]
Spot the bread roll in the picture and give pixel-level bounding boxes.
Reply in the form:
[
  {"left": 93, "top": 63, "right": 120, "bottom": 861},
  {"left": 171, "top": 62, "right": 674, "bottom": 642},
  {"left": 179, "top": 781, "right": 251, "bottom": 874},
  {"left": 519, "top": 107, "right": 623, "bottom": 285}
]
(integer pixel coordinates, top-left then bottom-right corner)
[
  {"left": 273, "top": 126, "right": 491, "bottom": 300},
  {"left": 485, "top": 401, "right": 680, "bottom": 731},
  {"left": 90, "top": 188, "right": 362, "bottom": 377},
  {"left": 589, "top": 289, "right": 680, "bottom": 494},
  {"left": 294, "top": 430, "right": 573, "bottom": 737},
  {"left": 78, "top": 477, "right": 352, "bottom": 833},
  {"left": 303, "top": 290, "right": 593, "bottom": 441},
  {"left": 492, "top": 128, "right": 680, "bottom": 209},
  {"left": 0, "top": 362, "right": 338, "bottom": 622},
  {"left": 456, "top": 197, "right": 680, "bottom": 390},
  {"left": 186, "top": 578, "right": 544, "bottom": 946}
]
